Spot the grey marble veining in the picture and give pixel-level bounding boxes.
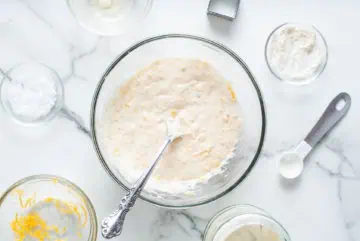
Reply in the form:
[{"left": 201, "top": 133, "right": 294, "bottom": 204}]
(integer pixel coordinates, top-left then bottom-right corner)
[
  {"left": 62, "top": 36, "right": 102, "bottom": 83},
  {"left": 151, "top": 210, "right": 207, "bottom": 241}
]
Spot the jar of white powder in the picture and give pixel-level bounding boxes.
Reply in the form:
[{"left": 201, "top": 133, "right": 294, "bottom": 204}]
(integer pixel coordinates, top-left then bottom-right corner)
[{"left": 265, "top": 23, "right": 328, "bottom": 85}]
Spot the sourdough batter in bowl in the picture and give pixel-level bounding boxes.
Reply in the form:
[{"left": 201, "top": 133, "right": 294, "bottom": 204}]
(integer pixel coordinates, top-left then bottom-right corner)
[{"left": 101, "top": 58, "right": 242, "bottom": 194}]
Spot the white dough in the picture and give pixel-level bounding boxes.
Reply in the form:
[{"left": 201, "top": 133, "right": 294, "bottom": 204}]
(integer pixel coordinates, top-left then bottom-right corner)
[{"left": 101, "top": 59, "right": 242, "bottom": 193}]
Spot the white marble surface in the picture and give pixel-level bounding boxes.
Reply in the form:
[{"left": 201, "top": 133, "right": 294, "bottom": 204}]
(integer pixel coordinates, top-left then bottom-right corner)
[{"left": 1, "top": 0, "right": 360, "bottom": 241}]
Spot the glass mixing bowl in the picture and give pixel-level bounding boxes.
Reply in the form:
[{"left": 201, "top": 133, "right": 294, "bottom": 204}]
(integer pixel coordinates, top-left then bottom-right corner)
[
  {"left": 0, "top": 175, "right": 97, "bottom": 241},
  {"left": 91, "top": 34, "right": 266, "bottom": 208}
]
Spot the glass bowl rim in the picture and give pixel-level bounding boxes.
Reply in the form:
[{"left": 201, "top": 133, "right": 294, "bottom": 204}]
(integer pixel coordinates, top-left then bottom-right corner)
[
  {"left": 203, "top": 204, "right": 291, "bottom": 241},
  {"left": 264, "top": 22, "right": 328, "bottom": 85},
  {"left": 66, "top": 0, "right": 154, "bottom": 36},
  {"left": 0, "top": 174, "right": 98, "bottom": 241},
  {"left": 90, "top": 33, "right": 266, "bottom": 208}
]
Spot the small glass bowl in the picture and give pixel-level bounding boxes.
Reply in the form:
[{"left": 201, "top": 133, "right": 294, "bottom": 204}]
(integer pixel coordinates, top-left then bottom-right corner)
[
  {"left": 204, "top": 205, "right": 291, "bottom": 241},
  {"left": 0, "top": 175, "right": 97, "bottom": 241},
  {"left": 0, "top": 63, "right": 64, "bottom": 125},
  {"left": 67, "top": 0, "right": 153, "bottom": 36},
  {"left": 0, "top": 63, "right": 88, "bottom": 132},
  {"left": 265, "top": 23, "right": 328, "bottom": 85}
]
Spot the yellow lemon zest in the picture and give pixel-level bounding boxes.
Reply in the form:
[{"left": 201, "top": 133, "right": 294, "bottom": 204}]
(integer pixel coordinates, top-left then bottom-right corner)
[
  {"left": 192, "top": 147, "right": 212, "bottom": 157},
  {"left": 11, "top": 212, "right": 59, "bottom": 241},
  {"left": 213, "top": 160, "right": 222, "bottom": 168},
  {"left": 227, "top": 84, "right": 236, "bottom": 102},
  {"left": 25, "top": 192, "right": 37, "bottom": 208},
  {"left": 113, "top": 147, "right": 120, "bottom": 156},
  {"left": 11, "top": 191, "right": 88, "bottom": 241},
  {"left": 14, "top": 189, "right": 25, "bottom": 208},
  {"left": 76, "top": 231, "right": 83, "bottom": 238},
  {"left": 14, "top": 190, "right": 36, "bottom": 209},
  {"left": 53, "top": 199, "right": 87, "bottom": 227},
  {"left": 44, "top": 197, "right": 54, "bottom": 203},
  {"left": 79, "top": 203, "right": 88, "bottom": 228}
]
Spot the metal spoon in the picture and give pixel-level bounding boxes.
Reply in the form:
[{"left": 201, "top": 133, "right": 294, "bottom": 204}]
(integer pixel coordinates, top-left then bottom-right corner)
[
  {"left": 101, "top": 118, "right": 183, "bottom": 239},
  {"left": 278, "top": 92, "right": 351, "bottom": 179}
]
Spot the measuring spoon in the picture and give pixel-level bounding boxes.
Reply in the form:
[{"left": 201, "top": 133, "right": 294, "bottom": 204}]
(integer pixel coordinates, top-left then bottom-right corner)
[{"left": 278, "top": 92, "right": 351, "bottom": 179}]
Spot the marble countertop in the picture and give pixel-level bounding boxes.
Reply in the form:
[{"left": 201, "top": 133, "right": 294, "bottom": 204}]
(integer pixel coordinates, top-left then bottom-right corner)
[{"left": 1, "top": 0, "right": 359, "bottom": 241}]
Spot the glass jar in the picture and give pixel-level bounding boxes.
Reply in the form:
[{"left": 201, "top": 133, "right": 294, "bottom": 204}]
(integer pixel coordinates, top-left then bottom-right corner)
[{"left": 204, "top": 205, "right": 291, "bottom": 241}]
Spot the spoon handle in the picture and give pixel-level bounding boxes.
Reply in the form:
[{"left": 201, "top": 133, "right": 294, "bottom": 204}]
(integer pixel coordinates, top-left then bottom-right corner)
[
  {"left": 101, "top": 138, "right": 171, "bottom": 239},
  {"left": 304, "top": 93, "right": 351, "bottom": 147}
]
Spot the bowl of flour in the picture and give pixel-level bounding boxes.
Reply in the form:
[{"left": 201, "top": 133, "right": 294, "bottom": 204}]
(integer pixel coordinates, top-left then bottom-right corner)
[
  {"left": 265, "top": 23, "right": 328, "bottom": 85},
  {"left": 91, "top": 34, "right": 266, "bottom": 208}
]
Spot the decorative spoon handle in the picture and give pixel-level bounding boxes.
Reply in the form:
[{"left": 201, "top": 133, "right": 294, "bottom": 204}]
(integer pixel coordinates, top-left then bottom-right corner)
[
  {"left": 101, "top": 138, "right": 171, "bottom": 239},
  {"left": 304, "top": 93, "right": 351, "bottom": 147}
]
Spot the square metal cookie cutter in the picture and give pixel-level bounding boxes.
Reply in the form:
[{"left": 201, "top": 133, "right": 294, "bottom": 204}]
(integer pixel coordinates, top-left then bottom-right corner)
[{"left": 207, "top": 0, "right": 241, "bottom": 21}]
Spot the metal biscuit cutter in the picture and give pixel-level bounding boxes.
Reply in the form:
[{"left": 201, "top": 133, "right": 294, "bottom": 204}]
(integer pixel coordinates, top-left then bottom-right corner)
[{"left": 207, "top": 0, "right": 241, "bottom": 21}]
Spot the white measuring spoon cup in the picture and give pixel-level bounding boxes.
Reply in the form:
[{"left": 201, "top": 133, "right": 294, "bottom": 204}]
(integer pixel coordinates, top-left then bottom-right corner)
[{"left": 278, "top": 93, "right": 351, "bottom": 179}]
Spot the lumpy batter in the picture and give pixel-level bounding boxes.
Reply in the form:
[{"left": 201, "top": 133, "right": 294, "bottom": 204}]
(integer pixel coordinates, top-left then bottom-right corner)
[{"left": 102, "top": 58, "right": 242, "bottom": 193}]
